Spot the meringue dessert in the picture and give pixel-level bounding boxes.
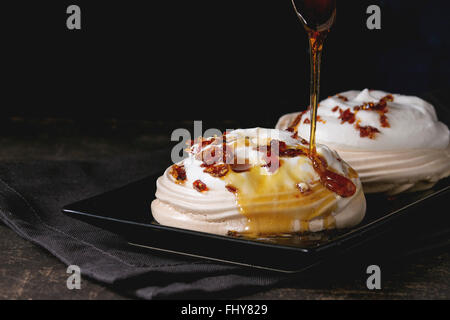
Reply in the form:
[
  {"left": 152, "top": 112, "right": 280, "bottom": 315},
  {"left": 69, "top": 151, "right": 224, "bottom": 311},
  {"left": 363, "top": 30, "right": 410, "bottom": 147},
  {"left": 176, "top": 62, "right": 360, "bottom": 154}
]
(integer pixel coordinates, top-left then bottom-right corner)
[
  {"left": 276, "top": 89, "right": 450, "bottom": 194},
  {"left": 152, "top": 128, "right": 366, "bottom": 237}
]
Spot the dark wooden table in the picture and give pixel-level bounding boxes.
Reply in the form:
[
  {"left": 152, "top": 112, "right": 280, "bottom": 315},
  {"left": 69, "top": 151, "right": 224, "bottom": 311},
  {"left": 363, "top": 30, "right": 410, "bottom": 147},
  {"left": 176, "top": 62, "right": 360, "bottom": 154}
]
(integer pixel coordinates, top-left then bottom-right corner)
[{"left": 0, "top": 118, "right": 449, "bottom": 300}]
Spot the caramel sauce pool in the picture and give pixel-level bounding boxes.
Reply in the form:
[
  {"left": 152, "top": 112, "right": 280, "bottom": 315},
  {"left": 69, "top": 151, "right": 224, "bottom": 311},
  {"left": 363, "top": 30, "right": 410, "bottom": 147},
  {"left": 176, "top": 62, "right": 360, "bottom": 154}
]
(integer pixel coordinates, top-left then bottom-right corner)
[
  {"left": 222, "top": 158, "right": 338, "bottom": 237},
  {"left": 292, "top": 0, "right": 336, "bottom": 153}
]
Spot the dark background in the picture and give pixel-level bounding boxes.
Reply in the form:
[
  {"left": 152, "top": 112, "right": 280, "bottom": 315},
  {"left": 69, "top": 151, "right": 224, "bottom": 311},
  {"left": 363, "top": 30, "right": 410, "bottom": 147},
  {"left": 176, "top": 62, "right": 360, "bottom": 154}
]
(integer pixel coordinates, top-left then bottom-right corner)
[
  {"left": 3, "top": 0, "right": 450, "bottom": 129},
  {"left": 0, "top": 2, "right": 449, "bottom": 300}
]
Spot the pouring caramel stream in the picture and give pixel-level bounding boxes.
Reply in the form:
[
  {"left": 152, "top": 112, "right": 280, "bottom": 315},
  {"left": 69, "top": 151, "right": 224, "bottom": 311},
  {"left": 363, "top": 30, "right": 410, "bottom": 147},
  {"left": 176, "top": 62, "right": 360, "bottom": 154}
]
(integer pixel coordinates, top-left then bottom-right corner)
[{"left": 291, "top": 0, "right": 336, "bottom": 153}]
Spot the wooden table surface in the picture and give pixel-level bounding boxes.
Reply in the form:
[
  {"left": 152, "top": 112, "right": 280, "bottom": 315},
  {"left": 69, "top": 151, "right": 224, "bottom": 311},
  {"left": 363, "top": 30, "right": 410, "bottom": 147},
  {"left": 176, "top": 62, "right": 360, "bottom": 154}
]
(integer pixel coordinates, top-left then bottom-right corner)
[{"left": 0, "top": 118, "right": 449, "bottom": 300}]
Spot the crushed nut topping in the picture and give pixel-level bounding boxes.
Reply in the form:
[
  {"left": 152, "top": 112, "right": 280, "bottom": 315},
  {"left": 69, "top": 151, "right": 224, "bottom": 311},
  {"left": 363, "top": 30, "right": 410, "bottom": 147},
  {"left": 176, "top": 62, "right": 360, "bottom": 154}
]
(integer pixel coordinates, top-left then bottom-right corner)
[
  {"left": 287, "top": 110, "right": 307, "bottom": 132},
  {"left": 169, "top": 164, "right": 187, "bottom": 183},
  {"left": 193, "top": 179, "right": 208, "bottom": 192},
  {"left": 225, "top": 185, "right": 238, "bottom": 194},
  {"left": 356, "top": 123, "right": 380, "bottom": 139},
  {"left": 337, "top": 95, "right": 348, "bottom": 101},
  {"left": 201, "top": 163, "right": 230, "bottom": 177},
  {"left": 338, "top": 108, "right": 356, "bottom": 124}
]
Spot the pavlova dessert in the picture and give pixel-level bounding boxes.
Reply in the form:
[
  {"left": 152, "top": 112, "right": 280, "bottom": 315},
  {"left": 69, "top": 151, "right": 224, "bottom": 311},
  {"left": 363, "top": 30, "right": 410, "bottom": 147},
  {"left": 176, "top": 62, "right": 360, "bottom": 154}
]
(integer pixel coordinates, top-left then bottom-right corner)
[
  {"left": 152, "top": 128, "right": 366, "bottom": 236},
  {"left": 276, "top": 89, "right": 450, "bottom": 194}
]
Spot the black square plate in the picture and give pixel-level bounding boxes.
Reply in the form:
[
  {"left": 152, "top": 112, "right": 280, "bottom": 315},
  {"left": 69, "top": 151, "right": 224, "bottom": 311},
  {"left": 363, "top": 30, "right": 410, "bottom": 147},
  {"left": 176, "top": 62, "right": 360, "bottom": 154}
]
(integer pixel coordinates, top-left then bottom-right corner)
[
  {"left": 62, "top": 172, "right": 449, "bottom": 273},
  {"left": 62, "top": 94, "right": 450, "bottom": 273}
]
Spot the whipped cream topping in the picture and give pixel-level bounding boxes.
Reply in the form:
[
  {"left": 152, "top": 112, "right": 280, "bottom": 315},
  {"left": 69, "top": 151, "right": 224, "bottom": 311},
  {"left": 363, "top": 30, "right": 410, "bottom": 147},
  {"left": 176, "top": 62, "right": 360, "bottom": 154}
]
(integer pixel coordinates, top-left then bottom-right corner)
[
  {"left": 152, "top": 128, "right": 366, "bottom": 236},
  {"left": 277, "top": 89, "right": 449, "bottom": 151},
  {"left": 276, "top": 89, "right": 450, "bottom": 194}
]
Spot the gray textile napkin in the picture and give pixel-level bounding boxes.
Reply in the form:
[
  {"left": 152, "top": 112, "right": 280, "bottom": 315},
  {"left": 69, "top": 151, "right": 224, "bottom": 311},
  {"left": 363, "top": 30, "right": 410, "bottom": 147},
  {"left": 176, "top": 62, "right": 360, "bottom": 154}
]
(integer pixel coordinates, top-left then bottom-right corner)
[{"left": 0, "top": 152, "right": 283, "bottom": 299}]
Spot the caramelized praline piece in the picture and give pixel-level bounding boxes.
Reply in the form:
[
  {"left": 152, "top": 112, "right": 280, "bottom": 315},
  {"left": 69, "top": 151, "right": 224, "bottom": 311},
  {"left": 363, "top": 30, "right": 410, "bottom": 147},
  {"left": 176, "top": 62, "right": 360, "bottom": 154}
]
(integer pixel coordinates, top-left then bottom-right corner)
[
  {"left": 193, "top": 180, "right": 208, "bottom": 192},
  {"left": 169, "top": 164, "right": 187, "bottom": 183},
  {"left": 289, "top": 93, "right": 395, "bottom": 140}
]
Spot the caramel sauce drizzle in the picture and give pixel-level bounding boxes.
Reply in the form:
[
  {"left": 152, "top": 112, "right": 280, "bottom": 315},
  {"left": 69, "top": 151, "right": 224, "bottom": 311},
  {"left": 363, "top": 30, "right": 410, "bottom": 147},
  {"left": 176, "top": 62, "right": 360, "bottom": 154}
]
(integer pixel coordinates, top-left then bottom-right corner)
[
  {"left": 258, "top": 141, "right": 356, "bottom": 198},
  {"left": 307, "top": 152, "right": 356, "bottom": 198},
  {"left": 196, "top": 138, "right": 356, "bottom": 198},
  {"left": 307, "top": 30, "right": 327, "bottom": 154},
  {"left": 189, "top": 136, "right": 356, "bottom": 236},
  {"left": 290, "top": 0, "right": 336, "bottom": 154},
  {"left": 229, "top": 179, "right": 337, "bottom": 236},
  {"left": 176, "top": 124, "right": 360, "bottom": 236}
]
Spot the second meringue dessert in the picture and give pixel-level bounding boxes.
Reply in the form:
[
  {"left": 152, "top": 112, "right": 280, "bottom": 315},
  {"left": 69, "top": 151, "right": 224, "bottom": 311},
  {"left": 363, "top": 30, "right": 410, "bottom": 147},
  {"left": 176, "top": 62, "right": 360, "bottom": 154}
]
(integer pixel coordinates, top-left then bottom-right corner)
[
  {"left": 152, "top": 128, "right": 366, "bottom": 237},
  {"left": 276, "top": 89, "right": 450, "bottom": 194}
]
